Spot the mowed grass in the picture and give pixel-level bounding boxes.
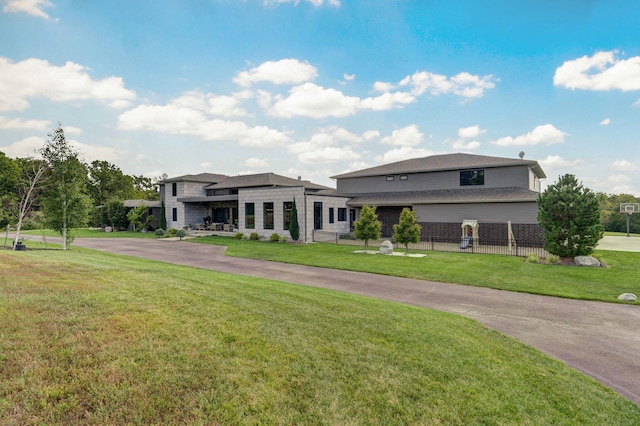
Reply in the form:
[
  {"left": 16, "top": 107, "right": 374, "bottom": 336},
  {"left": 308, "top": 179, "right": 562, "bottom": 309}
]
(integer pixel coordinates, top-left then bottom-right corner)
[
  {"left": 194, "top": 237, "right": 640, "bottom": 303},
  {"left": 2, "top": 250, "right": 639, "bottom": 424},
  {"left": 18, "top": 228, "right": 157, "bottom": 239}
]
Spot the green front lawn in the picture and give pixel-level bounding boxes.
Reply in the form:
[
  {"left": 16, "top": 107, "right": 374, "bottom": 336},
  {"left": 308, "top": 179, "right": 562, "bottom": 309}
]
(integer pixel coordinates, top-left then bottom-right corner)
[
  {"left": 18, "top": 228, "right": 158, "bottom": 239},
  {"left": 1, "top": 248, "right": 638, "bottom": 424},
  {"left": 193, "top": 236, "right": 640, "bottom": 303}
]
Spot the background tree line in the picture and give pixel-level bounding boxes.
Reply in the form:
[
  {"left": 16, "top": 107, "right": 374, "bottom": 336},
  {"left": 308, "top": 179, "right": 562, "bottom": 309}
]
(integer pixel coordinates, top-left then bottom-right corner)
[{"left": 1, "top": 124, "right": 161, "bottom": 247}]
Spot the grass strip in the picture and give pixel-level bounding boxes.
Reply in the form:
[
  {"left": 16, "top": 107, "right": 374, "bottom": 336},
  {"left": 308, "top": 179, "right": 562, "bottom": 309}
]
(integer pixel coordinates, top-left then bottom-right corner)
[{"left": 1, "top": 248, "right": 639, "bottom": 424}]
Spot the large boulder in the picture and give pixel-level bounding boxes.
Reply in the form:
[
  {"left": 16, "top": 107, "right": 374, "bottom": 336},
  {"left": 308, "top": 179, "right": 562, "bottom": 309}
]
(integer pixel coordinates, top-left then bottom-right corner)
[
  {"left": 617, "top": 293, "right": 637, "bottom": 302},
  {"left": 379, "top": 240, "right": 393, "bottom": 255},
  {"left": 574, "top": 256, "right": 600, "bottom": 267}
]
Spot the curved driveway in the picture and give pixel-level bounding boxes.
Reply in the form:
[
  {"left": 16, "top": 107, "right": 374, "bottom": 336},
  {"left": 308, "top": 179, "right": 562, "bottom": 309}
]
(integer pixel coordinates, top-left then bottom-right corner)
[{"left": 72, "top": 237, "right": 640, "bottom": 406}]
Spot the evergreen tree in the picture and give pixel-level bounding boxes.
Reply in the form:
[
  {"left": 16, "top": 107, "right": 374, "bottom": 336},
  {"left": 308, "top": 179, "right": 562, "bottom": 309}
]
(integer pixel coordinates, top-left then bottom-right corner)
[
  {"left": 354, "top": 205, "right": 382, "bottom": 249},
  {"left": 393, "top": 208, "right": 422, "bottom": 254},
  {"left": 537, "top": 174, "right": 603, "bottom": 257},
  {"left": 39, "top": 123, "right": 92, "bottom": 250},
  {"left": 289, "top": 197, "right": 300, "bottom": 241},
  {"left": 159, "top": 200, "right": 168, "bottom": 231}
]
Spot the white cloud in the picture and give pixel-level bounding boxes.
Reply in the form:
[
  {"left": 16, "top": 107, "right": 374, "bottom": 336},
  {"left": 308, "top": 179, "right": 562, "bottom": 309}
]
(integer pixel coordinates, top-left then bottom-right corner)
[
  {"left": 0, "top": 57, "right": 136, "bottom": 112},
  {"left": 452, "top": 140, "right": 481, "bottom": 150},
  {"left": 3, "top": 0, "right": 53, "bottom": 20},
  {"left": 539, "top": 155, "right": 584, "bottom": 171},
  {"left": 458, "top": 125, "right": 485, "bottom": 139},
  {"left": 297, "top": 146, "right": 359, "bottom": 164},
  {"left": 118, "top": 103, "right": 290, "bottom": 148},
  {"left": 600, "top": 118, "right": 611, "bottom": 126},
  {"left": 375, "top": 146, "right": 436, "bottom": 164},
  {"left": 0, "top": 116, "right": 50, "bottom": 130},
  {"left": 362, "top": 130, "right": 380, "bottom": 140},
  {"left": 373, "top": 81, "right": 395, "bottom": 93},
  {"left": 395, "top": 70, "right": 496, "bottom": 98},
  {"left": 612, "top": 159, "right": 639, "bottom": 171},
  {"left": 380, "top": 125, "right": 423, "bottom": 147},
  {"left": 492, "top": 124, "right": 567, "bottom": 147},
  {"left": 343, "top": 73, "right": 355, "bottom": 81},
  {"left": 171, "top": 90, "right": 249, "bottom": 117},
  {"left": 244, "top": 157, "right": 269, "bottom": 168},
  {"left": 0, "top": 136, "right": 43, "bottom": 157},
  {"left": 554, "top": 51, "right": 640, "bottom": 91},
  {"left": 0, "top": 135, "right": 127, "bottom": 163},
  {"left": 633, "top": 99, "right": 640, "bottom": 107},
  {"left": 269, "top": 83, "right": 360, "bottom": 118},
  {"left": 233, "top": 59, "right": 318, "bottom": 87},
  {"left": 359, "top": 91, "right": 416, "bottom": 111}
]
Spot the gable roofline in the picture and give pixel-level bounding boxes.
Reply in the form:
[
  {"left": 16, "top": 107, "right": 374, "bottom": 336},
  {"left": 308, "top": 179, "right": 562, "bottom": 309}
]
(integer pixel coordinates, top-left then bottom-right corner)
[
  {"left": 160, "top": 173, "right": 228, "bottom": 184},
  {"left": 331, "top": 153, "right": 546, "bottom": 180},
  {"left": 204, "top": 172, "right": 332, "bottom": 191}
]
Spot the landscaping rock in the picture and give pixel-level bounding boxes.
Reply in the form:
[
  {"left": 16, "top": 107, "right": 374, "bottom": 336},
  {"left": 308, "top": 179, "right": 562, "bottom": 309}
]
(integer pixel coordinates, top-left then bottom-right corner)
[
  {"left": 617, "top": 293, "right": 637, "bottom": 302},
  {"left": 104, "top": 226, "right": 113, "bottom": 232},
  {"left": 379, "top": 240, "right": 393, "bottom": 255},
  {"left": 574, "top": 256, "right": 600, "bottom": 267}
]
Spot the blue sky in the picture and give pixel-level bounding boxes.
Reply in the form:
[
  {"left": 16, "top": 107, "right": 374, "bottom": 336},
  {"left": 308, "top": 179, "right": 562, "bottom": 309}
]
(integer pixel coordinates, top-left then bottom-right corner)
[{"left": 1, "top": 0, "right": 639, "bottom": 194}]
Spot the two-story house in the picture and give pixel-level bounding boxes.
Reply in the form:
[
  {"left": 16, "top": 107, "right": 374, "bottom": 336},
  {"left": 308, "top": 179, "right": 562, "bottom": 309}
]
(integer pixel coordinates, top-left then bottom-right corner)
[{"left": 331, "top": 153, "right": 546, "bottom": 243}]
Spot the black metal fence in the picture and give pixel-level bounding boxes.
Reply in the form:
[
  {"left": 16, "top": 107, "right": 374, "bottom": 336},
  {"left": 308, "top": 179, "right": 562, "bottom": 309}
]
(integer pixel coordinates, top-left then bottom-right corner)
[{"left": 312, "top": 230, "right": 549, "bottom": 258}]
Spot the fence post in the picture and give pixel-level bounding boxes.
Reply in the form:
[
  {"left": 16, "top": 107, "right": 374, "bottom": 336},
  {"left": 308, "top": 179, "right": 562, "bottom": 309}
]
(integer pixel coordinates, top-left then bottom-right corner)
[{"left": 335, "top": 232, "right": 338, "bottom": 245}]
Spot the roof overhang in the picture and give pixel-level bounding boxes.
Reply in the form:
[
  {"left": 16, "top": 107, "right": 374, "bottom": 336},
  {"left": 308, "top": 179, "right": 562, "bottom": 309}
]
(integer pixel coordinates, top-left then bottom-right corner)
[{"left": 177, "top": 195, "right": 238, "bottom": 203}]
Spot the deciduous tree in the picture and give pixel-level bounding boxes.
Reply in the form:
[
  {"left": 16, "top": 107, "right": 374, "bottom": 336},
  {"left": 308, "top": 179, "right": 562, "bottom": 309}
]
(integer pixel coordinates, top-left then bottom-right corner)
[
  {"left": 354, "top": 205, "right": 381, "bottom": 249},
  {"left": 39, "top": 123, "right": 92, "bottom": 250},
  {"left": 393, "top": 208, "right": 422, "bottom": 254}
]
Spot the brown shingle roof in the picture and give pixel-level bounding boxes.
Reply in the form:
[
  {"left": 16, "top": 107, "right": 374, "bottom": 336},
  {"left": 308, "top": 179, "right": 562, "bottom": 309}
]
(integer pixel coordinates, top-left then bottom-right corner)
[
  {"left": 332, "top": 153, "right": 546, "bottom": 179},
  {"left": 161, "top": 173, "right": 228, "bottom": 184}
]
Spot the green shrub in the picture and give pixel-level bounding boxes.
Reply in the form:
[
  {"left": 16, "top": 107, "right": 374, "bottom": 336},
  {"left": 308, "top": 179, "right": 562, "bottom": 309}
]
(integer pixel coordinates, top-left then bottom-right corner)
[
  {"left": 234, "top": 232, "right": 245, "bottom": 240},
  {"left": 249, "top": 232, "right": 260, "bottom": 241},
  {"left": 279, "top": 235, "right": 287, "bottom": 243},
  {"left": 154, "top": 228, "right": 165, "bottom": 237},
  {"left": 525, "top": 253, "right": 539, "bottom": 264},
  {"left": 269, "top": 233, "right": 280, "bottom": 242},
  {"left": 168, "top": 228, "right": 178, "bottom": 237},
  {"left": 546, "top": 254, "right": 561, "bottom": 264},
  {"left": 176, "top": 229, "right": 186, "bottom": 240}
]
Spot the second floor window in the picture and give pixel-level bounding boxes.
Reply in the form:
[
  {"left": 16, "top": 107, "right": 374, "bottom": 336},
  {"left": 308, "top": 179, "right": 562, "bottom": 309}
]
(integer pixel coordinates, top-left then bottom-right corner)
[
  {"left": 172, "top": 182, "right": 177, "bottom": 196},
  {"left": 460, "top": 169, "right": 484, "bottom": 186}
]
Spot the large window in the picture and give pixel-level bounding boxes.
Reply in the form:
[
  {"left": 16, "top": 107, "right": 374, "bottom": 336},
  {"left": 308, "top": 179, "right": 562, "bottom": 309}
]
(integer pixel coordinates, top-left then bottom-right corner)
[
  {"left": 460, "top": 169, "right": 484, "bottom": 186},
  {"left": 338, "top": 208, "right": 347, "bottom": 222},
  {"left": 245, "top": 203, "right": 255, "bottom": 229},
  {"left": 172, "top": 207, "right": 177, "bottom": 222},
  {"left": 264, "top": 202, "right": 274, "bottom": 229},
  {"left": 314, "top": 202, "right": 323, "bottom": 230},
  {"left": 172, "top": 182, "right": 177, "bottom": 196},
  {"left": 329, "top": 207, "right": 335, "bottom": 224},
  {"left": 283, "top": 201, "right": 293, "bottom": 230}
]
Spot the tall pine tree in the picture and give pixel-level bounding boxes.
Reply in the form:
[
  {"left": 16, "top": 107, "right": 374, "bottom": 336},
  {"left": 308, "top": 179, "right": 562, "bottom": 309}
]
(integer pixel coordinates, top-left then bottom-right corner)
[
  {"left": 289, "top": 197, "right": 300, "bottom": 241},
  {"left": 393, "top": 208, "right": 422, "bottom": 254},
  {"left": 537, "top": 174, "right": 603, "bottom": 257},
  {"left": 354, "top": 205, "right": 382, "bottom": 249}
]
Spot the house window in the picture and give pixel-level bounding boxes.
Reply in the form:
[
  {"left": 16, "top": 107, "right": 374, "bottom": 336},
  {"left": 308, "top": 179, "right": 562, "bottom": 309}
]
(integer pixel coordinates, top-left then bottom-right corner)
[
  {"left": 264, "top": 202, "right": 274, "bottom": 229},
  {"left": 172, "top": 208, "right": 177, "bottom": 222},
  {"left": 386, "top": 176, "right": 394, "bottom": 181},
  {"left": 329, "top": 208, "right": 335, "bottom": 224},
  {"left": 283, "top": 201, "right": 293, "bottom": 230},
  {"left": 400, "top": 175, "right": 408, "bottom": 181},
  {"left": 460, "top": 169, "right": 484, "bottom": 186},
  {"left": 245, "top": 203, "right": 255, "bottom": 229},
  {"left": 172, "top": 182, "right": 177, "bottom": 196},
  {"left": 338, "top": 208, "right": 347, "bottom": 222}
]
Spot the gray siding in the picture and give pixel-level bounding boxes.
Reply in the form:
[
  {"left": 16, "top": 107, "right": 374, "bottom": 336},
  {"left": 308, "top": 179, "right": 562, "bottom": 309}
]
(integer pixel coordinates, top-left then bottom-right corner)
[
  {"left": 414, "top": 202, "right": 539, "bottom": 224},
  {"left": 337, "top": 165, "right": 532, "bottom": 195}
]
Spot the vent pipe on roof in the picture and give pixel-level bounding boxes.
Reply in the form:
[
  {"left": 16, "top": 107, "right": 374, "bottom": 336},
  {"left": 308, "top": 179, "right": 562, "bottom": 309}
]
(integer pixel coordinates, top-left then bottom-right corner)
[
  {"left": 298, "top": 176, "right": 301, "bottom": 180},
  {"left": 519, "top": 151, "right": 525, "bottom": 159}
]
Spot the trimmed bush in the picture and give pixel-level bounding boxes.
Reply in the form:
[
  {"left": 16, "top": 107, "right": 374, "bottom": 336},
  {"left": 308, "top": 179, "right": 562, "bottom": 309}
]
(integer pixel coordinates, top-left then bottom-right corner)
[
  {"left": 168, "top": 228, "right": 178, "bottom": 237},
  {"left": 546, "top": 254, "right": 561, "bottom": 264},
  {"left": 176, "top": 229, "right": 186, "bottom": 240},
  {"left": 279, "top": 235, "right": 287, "bottom": 243},
  {"left": 269, "top": 233, "right": 280, "bottom": 242},
  {"left": 234, "top": 232, "right": 245, "bottom": 240},
  {"left": 525, "top": 253, "right": 539, "bottom": 264},
  {"left": 154, "top": 228, "right": 165, "bottom": 237},
  {"left": 249, "top": 232, "right": 260, "bottom": 241}
]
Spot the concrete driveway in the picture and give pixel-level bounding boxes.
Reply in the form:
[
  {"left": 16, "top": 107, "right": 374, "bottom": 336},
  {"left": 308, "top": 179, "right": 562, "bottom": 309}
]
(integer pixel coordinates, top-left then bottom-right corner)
[{"left": 39, "top": 237, "right": 640, "bottom": 406}]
